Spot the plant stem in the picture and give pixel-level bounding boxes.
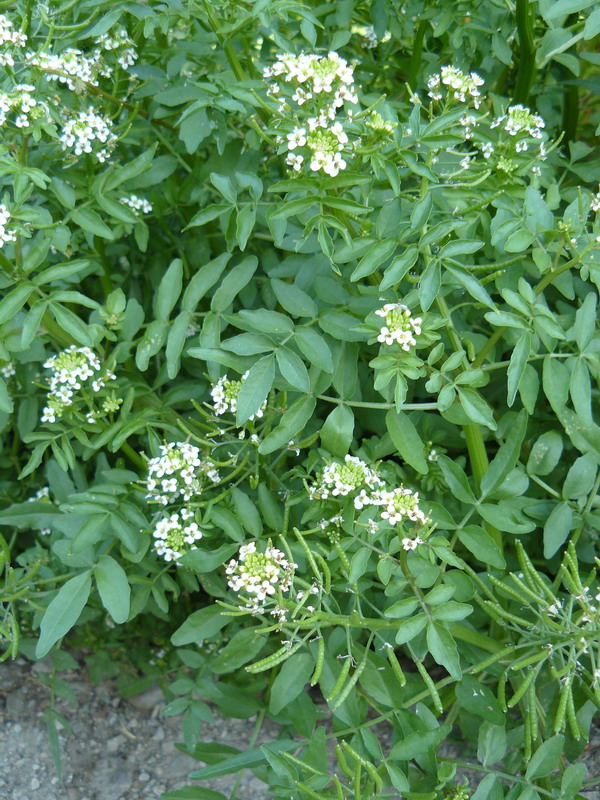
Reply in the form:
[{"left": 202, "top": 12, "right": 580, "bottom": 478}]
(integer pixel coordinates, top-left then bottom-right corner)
[{"left": 513, "top": 0, "right": 537, "bottom": 105}]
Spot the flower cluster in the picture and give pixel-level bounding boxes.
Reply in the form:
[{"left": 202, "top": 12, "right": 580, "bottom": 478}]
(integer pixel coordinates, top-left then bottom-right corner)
[
  {"left": 150, "top": 508, "right": 203, "bottom": 562},
  {"left": 487, "top": 104, "right": 547, "bottom": 171},
  {"left": 211, "top": 372, "right": 266, "bottom": 420},
  {"left": 264, "top": 51, "right": 359, "bottom": 178},
  {"left": 0, "top": 361, "right": 15, "bottom": 379},
  {"left": 375, "top": 303, "right": 422, "bottom": 350},
  {"left": 354, "top": 25, "right": 391, "bottom": 49},
  {"left": 96, "top": 28, "right": 137, "bottom": 69},
  {"left": 28, "top": 486, "right": 50, "bottom": 502},
  {"left": 308, "top": 454, "right": 383, "bottom": 500},
  {"left": 226, "top": 542, "right": 296, "bottom": 601},
  {"left": 491, "top": 104, "right": 545, "bottom": 139},
  {"left": 59, "top": 109, "right": 117, "bottom": 162},
  {"left": 0, "top": 84, "right": 48, "bottom": 129},
  {"left": 592, "top": 191, "right": 600, "bottom": 214},
  {"left": 40, "top": 346, "right": 116, "bottom": 424},
  {"left": 0, "top": 204, "right": 16, "bottom": 247},
  {"left": 355, "top": 487, "right": 431, "bottom": 526},
  {"left": 0, "top": 15, "right": 27, "bottom": 66},
  {"left": 120, "top": 194, "right": 152, "bottom": 215},
  {"left": 28, "top": 48, "right": 111, "bottom": 92},
  {"left": 427, "top": 66, "right": 485, "bottom": 108},
  {"left": 146, "top": 442, "right": 220, "bottom": 505}
]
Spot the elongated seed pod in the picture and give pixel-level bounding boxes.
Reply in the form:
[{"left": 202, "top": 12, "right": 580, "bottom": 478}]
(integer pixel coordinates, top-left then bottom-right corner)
[
  {"left": 566, "top": 684, "right": 580, "bottom": 740},
  {"left": 341, "top": 742, "right": 383, "bottom": 793},
  {"left": 281, "top": 751, "right": 321, "bottom": 776},
  {"left": 327, "top": 656, "right": 352, "bottom": 702},
  {"left": 488, "top": 575, "right": 534, "bottom": 606},
  {"left": 314, "top": 552, "right": 331, "bottom": 593},
  {"left": 553, "top": 678, "right": 571, "bottom": 734},
  {"left": 507, "top": 669, "right": 537, "bottom": 708},
  {"left": 335, "top": 744, "right": 353, "bottom": 779},
  {"left": 333, "top": 775, "right": 344, "bottom": 800},
  {"left": 515, "top": 540, "right": 557, "bottom": 603},
  {"left": 330, "top": 650, "right": 369, "bottom": 712},
  {"left": 497, "top": 672, "right": 507, "bottom": 712},
  {"left": 294, "top": 528, "right": 322, "bottom": 583},
  {"left": 335, "top": 540, "right": 351, "bottom": 574},
  {"left": 509, "top": 573, "right": 545, "bottom": 605},
  {"left": 482, "top": 601, "right": 533, "bottom": 628},
  {"left": 310, "top": 636, "right": 325, "bottom": 686},
  {"left": 387, "top": 647, "right": 407, "bottom": 687},
  {"left": 523, "top": 708, "right": 532, "bottom": 762},
  {"left": 528, "top": 679, "right": 538, "bottom": 742},
  {"left": 354, "top": 763, "right": 362, "bottom": 800},
  {"left": 295, "top": 780, "right": 328, "bottom": 800},
  {"left": 471, "top": 645, "right": 516, "bottom": 674},
  {"left": 510, "top": 650, "right": 548, "bottom": 671},
  {"left": 245, "top": 641, "right": 303, "bottom": 673},
  {"left": 416, "top": 659, "right": 443, "bottom": 715}
]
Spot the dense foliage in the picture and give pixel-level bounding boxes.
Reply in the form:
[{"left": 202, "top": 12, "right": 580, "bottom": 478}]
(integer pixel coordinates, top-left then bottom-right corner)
[{"left": 1, "top": 0, "right": 600, "bottom": 798}]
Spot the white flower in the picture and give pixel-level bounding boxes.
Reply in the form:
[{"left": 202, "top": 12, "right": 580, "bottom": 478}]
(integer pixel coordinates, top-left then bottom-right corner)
[
  {"left": 309, "top": 455, "right": 383, "bottom": 501},
  {"left": 0, "top": 204, "right": 15, "bottom": 246},
  {"left": 374, "top": 303, "right": 422, "bottom": 350},
  {"left": 41, "top": 346, "right": 114, "bottom": 423},
  {"left": 402, "top": 536, "right": 424, "bottom": 550},
  {"left": 285, "top": 153, "right": 304, "bottom": 171},
  {"left": 59, "top": 109, "right": 117, "bottom": 162},
  {"left": 226, "top": 541, "right": 296, "bottom": 600},
  {"left": 591, "top": 191, "right": 600, "bottom": 213},
  {"left": 210, "top": 372, "right": 266, "bottom": 420},
  {"left": 286, "top": 126, "right": 306, "bottom": 150},
  {"left": 146, "top": 442, "right": 220, "bottom": 505},
  {"left": 120, "top": 194, "right": 152, "bottom": 215},
  {"left": 151, "top": 509, "right": 203, "bottom": 562}
]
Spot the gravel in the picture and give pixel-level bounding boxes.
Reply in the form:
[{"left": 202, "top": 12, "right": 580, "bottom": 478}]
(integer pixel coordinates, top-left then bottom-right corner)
[{"left": 1, "top": 655, "right": 598, "bottom": 799}]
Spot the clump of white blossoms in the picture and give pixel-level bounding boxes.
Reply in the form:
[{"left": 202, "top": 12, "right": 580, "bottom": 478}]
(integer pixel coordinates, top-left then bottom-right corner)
[
  {"left": 28, "top": 48, "right": 111, "bottom": 92},
  {"left": 59, "top": 109, "right": 117, "bottom": 162},
  {"left": 591, "top": 190, "right": 600, "bottom": 214},
  {"left": 146, "top": 442, "right": 220, "bottom": 506},
  {"left": 264, "top": 51, "right": 358, "bottom": 178},
  {"left": 0, "top": 14, "right": 27, "bottom": 66},
  {"left": 487, "top": 104, "right": 547, "bottom": 171},
  {"left": 491, "top": 104, "right": 545, "bottom": 139},
  {"left": 308, "top": 454, "right": 383, "bottom": 501},
  {"left": 355, "top": 486, "right": 431, "bottom": 526},
  {"left": 150, "top": 508, "right": 203, "bottom": 562},
  {"left": 427, "top": 66, "right": 485, "bottom": 108},
  {"left": 0, "top": 204, "right": 16, "bottom": 247},
  {"left": 120, "top": 194, "right": 152, "bottom": 215},
  {"left": 211, "top": 372, "right": 266, "bottom": 419},
  {"left": 96, "top": 28, "right": 138, "bottom": 69},
  {"left": 40, "top": 346, "right": 117, "bottom": 424},
  {"left": 0, "top": 84, "right": 47, "bottom": 129},
  {"left": 0, "top": 361, "right": 15, "bottom": 379},
  {"left": 226, "top": 541, "right": 296, "bottom": 601},
  {"left": 375, "top": 303, "right": 422, "bottom": 350}
]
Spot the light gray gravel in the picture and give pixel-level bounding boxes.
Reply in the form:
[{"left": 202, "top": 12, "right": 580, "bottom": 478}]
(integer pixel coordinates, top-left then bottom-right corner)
[{"left": 1, "top": 655, "right": 599, "bottom": 800}]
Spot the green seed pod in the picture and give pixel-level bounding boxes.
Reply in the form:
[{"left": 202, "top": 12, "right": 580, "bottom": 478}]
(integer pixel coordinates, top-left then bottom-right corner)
[
  {"left": 471, "top": 645, "right": 517, "bottom": 674},
  {"left": 335, "top": 744, "right": 353, "bottom": 779},
  {"left": 416, "top": 659, "right": 443, "bottom": 715},
  {"left": 528, "top": 679, "right": 538, "bottom": 742},
  {"left": 330, "top": 649, "right": 369, "bottom": 711},
  {"left": 295, "top": 780, "right": 328, "bottom": 800},
  {"left": 314, "top": 552, "right": 331, "bottom": 593},
  {"left": 510, "top": 650, "right": 548, "bottom": 671},
  {"left": 566, "top": 683, "right": 580, "bottom": 740},
  {"left": 334, "top": 540, "right": 351, "bottom": 574},
  {"left": 294, "top": 527, "right": 322, "bottom": 583},
  {"left": 497, "top": 672, "right": 507, "bottom": 712},
  {"left": 509, "top": 572, "right": 545, "bottom": 605},
  {"left": 387, "top": 646, "right": 407, "bottom": 687},
  {"left": 245, "top": 641, "right": 303, "bottom": 673},
  {"left": 310, "top": 636, "right": 325, "bottom": 686},
  {"left": 507, "top": 669, "right": 537, "bottom": 708},
  {"left": 523, "top": 709, "right": 532, "bottom": 762},
  {"left": 489, "top": 575, "right": 533, "bottom": 606},
  {"left": 354, "top": 763, "right": 362, "bottom": 800},
  {"left": 327, "top": 655, "right": 352, "bottom": 702},
  {"left": 553, "top": 678, "right": 571, "bottom": 734}
]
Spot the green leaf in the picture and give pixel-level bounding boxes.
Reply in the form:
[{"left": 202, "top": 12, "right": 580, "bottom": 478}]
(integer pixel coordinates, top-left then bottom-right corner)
[
  {"left": 527, "top": 430, "right": 563, "bottom": 476},
  {"left": 457, "top": 525, "right": 505, "bottom": 569},
  {"left": 543, "top": 502, "right": 573, "bottom": 558},
  {"left": 0, "top": 283, "right": 34, "bottom": 325},
  {"left": 105, "top": 145, "right": 158, "bottom": 191},
  {"left": 543, "top": 356, "right": 569, "bottom": 413},
  {"left": 210, "top": 257, "right": 258, "bottom": 313},
  {"left": 36, "top": 571, "right": 92, "bottom": 658},
  {"left": 182, "top": 253, "right": 232, "bottom": 313},
  {"left": 236, "top": 355, "right": 275, "bottom": 424},
  {"left": 478, "top": 503, "right": 535, "bottom": 533},
  {"left": 320, "top": 404, "right": 354, "bottom": 457},
  {"left": 457, "top": 387, "right": 496, "bottom": 430},
  {"left": 543, "top": 0, "right": 595, "bottom": 21},
  {"left": 210, "top": 173, "right": 237, "bottom": 204},
  {"left": 94, "top": 555, "right": 130, "bottom": 624},
  {"left": 455, "top": 675, "right": 503, "bottom": 723},
  {"left": 50, "top": 303, "right": 93, "bottom": 346},
  {"left": 276, "top": 348, "right": 310, "bottom": 392},
  {"left": 480, "top": 410, "right": 527, "bottom": 497},
  {"left": 394, "top": 612, "right": 427, "bottom": 644},
  {"left": 189, "top": 740, "right": 297, "bottom": 780},
  {"left": 269, "top": 653, "right": 314, "bottom": 714},
  {"left": 211, "top": 628, "right": 267, "bottom": 675},
  {"left": 507, "top": 333, "right": 531, "bottom": 406},
  {"left": 351, "top": 239, "right": 396, "bottom": 281},
  {"left": 438, "top": 239, "right": 484, "bottom": 258},
  {"left": 171, "top": 606, "right": 229, "bottom": 646},
  {"left": 525, "top": 735, "right": 565, "bottom": 780},
  {"left": 295, "top": 328, "right": 334, "bottom": 373},
  {"left": 427, "top": 622, "right": 461, "bottom": 678},
  {"left": 177, "top": 544, "right": 239, "bottom": 575},
  {"left": 386, "top": 409, "right": 428, "bottom": 474},
  {"left": 231, "top": 488, "right": 263, "bottom": 537},
  {"left": 384, "top": 598, "right": 419, "bottom": 618},
  {"left": 444, "top": 264, "right": 496, "bottom": 309},
  {"left": 235, "top": 204, "right": 256, "bottom": 251},
  {"left": 438, "top": 456, "right": 476, "bottom": 504},
  {"left": 560, "top": 764, "right": 587, "bottom": 797},
  {"left": 185, "top": 204, "right": 230, "bottom": 229},
  {"left": 258, "top": 395, "right": 316, "bottom": 455},
  {"left": 163, "top": 788, "right": 227, "bottom": 800},
  {"left": 271, "top": 279, "right": 317, "bottom": 318},
  {"left": 154, "top": 259, "right": 183, "bottom": 320},
  {"left": 389, "top": 723, "right": 451, "bottom": 760},
  {"left": 380, "top": 245, "right": 419, "bottom": 290},
  {"left": 477, "top": 722, "right": 507, "bottom": 766},
  {"left": 71, "top": 208, "right": 113, "bottom": 240},
  {"left": 562, "top": 453, "right": 597, "bottom": 499}
]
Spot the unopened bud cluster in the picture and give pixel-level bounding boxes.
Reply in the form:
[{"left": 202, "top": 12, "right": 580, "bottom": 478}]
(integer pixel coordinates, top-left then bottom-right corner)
[
  {"left": 308, "top": 454, "right": 383, "bottom": 500},
  {"left": 226, "top": 542, "right": 296, "bottom": 601},
  {"left": 151, "top": 508, "right": 203, "bottom": 562},
  {"left": 40, "top": 346, "right": 117, "bottom": 424},
  {"left": 146, "top": 442, "right": 220, "bottom": 505},
  {"left": 427, "top": 66, "right": 484, "bottom": 108},
  {"left": 211, "top": 372, "right": 266, "bottom": 420},
  {"left": 375, "top": 303, "right": 422, "bottom": 350}
]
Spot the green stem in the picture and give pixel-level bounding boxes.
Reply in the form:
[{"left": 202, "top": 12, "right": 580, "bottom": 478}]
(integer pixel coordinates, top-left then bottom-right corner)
[
  {"left": 317, "top": 395, "right": 437, "bottom": 411},
  {"left": 513, "top": 0, "right": 537, "bottom": 105},
  {"left": 407, "top": 21, "right": 428, "bottom": 90}
]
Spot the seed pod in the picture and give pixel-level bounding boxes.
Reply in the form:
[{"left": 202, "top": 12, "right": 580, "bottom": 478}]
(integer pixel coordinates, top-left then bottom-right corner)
[
  {"left": 245, "top": 640, "right": 303, "bottom": 673},
  {"left": 341, "top": 741, "right": 383, "bottom": 793},
  {"left": 327, "top": 656, "right": 352, "bottom": 702},
  {"left": 483, "top": 601, "right": 534, "bottom": 629},
  {"left": 330, "top": 648, "right": 369, "bottom": 711},
  {"left": 566, "top": 683, "right": 580, "bottom": 740},
  {"left": 507, "top": 669, "right": 537, "bottom": 708},
  {"left": 333, "top": 775, "right": 344, "bottom": 800},
  {"left": 387, "top": 646, "right": 407, "bottom": 687},
  {"left": 528, "top": 679, "right": 538, "bottom": 742},
  {"left": 310, "top": 636, "right": 325, "bottom": 686},
  {"left": 510, "top": 650, "right": 548, "bottom": 671},
  {"left": 509, "top": 572, "right": 545, "bottom": 605},
  {"left": 295, "top": 780, "right": 328, "bottom": 800},
  {"left": 471, "top": 645, "right": 516, "bottom": 674},
  {"left": 293, "top": 527, "right": 323, "bottom": 583},
  {"left": 497, "top": 672, "right": 507, "bottom": 712},
  {"left": 553, "top": 678, "right": 571, "bottom": 734},
  {"left": 314, "top": 552, "right": 331, "bottom": 593},
  {"left": 353, "top": 763, "right": 362, "bottom": 800},
  {"left": 489, "top": 575, "right": 533, "bottom": 606},
  {"left": 335, "top": 744, "right": 353, "bottom": 779},
  {"left": 335, "top": 540, "right": 351, "bottom": 574},
  {"left": 416, "top": 659, "right": 443, "bottom": 715},
  {"left": 523, "top": 708, "right": 532, "bottom": 762}
]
